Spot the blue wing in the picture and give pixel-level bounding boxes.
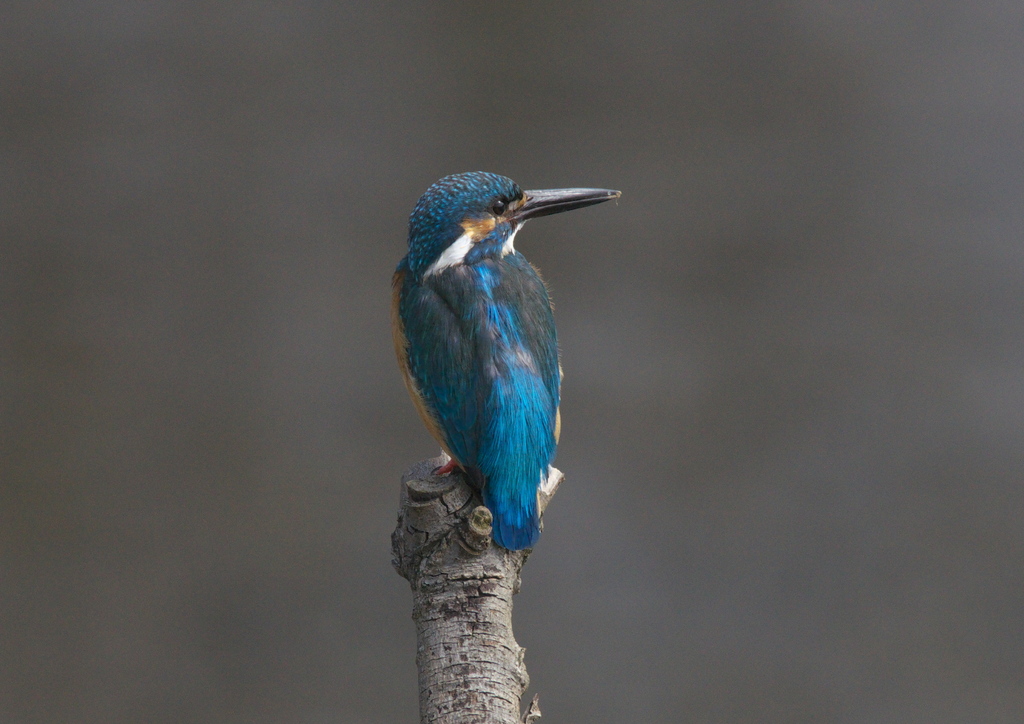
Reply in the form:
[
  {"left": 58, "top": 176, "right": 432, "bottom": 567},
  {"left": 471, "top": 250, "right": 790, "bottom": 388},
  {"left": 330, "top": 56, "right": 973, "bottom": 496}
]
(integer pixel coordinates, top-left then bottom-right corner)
[
  {"left": 395, "top": 264, "right": 482, "bottom": 468},
  {"left": 392, "top": 267, "right": 459, "bottom": 459}
]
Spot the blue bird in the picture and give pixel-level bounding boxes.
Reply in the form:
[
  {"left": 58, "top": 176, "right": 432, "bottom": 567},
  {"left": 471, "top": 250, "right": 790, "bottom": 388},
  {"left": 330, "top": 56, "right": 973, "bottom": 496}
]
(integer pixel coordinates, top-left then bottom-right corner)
[{"left": 393, "top": 172, "right": 620, "bottom": 550}]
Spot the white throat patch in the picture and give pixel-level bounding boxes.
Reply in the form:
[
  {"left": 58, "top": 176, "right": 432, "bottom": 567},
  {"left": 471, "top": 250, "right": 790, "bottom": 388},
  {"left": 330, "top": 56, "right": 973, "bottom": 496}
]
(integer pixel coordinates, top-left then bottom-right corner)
[
  {"left": 424, "top": 230, "right": 473, "bottom": 276},
  {"left": 501, "top": 223, "right": 523, "bottom": 257}
]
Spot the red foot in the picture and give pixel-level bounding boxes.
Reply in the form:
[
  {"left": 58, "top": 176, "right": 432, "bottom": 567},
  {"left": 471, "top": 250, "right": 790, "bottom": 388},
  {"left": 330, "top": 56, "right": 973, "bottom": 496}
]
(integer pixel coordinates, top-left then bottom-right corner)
[{"left": 434, "top": 458, "right": 459, "bottom": 476}]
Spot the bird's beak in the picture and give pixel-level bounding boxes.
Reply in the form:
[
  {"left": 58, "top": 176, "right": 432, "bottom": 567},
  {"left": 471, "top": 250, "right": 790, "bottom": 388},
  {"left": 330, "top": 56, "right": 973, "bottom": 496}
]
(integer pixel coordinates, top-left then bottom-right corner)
[{"left": 513, "top": 187, "right": 621, "bottom": 222}]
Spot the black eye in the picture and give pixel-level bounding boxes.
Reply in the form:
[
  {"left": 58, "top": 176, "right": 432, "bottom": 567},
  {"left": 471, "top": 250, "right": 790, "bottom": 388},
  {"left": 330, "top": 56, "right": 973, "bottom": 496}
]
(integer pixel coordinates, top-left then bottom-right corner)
[{"left": 491, "top": 199, "right": 507, "bottom": 215}]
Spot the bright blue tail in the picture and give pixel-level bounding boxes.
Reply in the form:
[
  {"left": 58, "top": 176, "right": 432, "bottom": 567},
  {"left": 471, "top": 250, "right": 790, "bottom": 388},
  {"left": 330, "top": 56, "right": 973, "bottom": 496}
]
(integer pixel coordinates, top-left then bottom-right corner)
[
  {"left": 485, "top": 483, "right": 540, "bottom": 550},
  {"left": 477, "top": 371, "right": 553, "bottom": 551}
]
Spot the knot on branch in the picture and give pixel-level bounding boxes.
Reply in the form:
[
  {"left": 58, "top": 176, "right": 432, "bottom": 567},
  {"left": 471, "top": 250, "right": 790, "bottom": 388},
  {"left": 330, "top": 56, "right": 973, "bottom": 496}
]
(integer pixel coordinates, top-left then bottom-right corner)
[
  {"left": 390, "top": 457, "right": 487, "bottom": 581},
  {"left": 459, "top": 505, "right": 493, "bottom": 554}
]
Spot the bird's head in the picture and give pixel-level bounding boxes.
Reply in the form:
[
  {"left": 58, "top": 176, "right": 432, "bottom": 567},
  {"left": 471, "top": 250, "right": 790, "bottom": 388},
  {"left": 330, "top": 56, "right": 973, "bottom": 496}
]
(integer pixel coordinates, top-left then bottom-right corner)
[{"left": 403, "top": 171, "right": 620, "bottom": 277}]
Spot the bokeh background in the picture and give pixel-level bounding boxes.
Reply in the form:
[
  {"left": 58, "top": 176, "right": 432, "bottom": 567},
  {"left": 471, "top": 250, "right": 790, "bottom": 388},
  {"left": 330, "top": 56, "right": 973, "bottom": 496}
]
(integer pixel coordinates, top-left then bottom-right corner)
[{"left": 4, "top": 2, "right": 1023, "bottom": 722}]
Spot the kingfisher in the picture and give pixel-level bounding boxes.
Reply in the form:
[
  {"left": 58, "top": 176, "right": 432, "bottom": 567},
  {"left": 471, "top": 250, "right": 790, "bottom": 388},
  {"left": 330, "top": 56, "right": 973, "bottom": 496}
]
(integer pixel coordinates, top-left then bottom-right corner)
[{"left": 392, "top": 172, "right": 620, "bottom": 550}]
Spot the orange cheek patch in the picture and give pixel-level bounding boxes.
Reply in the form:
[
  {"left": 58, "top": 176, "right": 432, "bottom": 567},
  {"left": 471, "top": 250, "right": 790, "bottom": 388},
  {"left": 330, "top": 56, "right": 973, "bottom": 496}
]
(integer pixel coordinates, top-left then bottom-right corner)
[{"left": 460, "top": 216, "right": 497, "bottom": 241}]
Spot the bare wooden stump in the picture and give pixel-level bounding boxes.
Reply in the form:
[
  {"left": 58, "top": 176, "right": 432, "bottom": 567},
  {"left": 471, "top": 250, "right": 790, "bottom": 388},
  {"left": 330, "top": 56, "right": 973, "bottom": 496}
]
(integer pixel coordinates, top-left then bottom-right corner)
[{"left": 392, "top": 456, "right": 562, "bottom": 724}]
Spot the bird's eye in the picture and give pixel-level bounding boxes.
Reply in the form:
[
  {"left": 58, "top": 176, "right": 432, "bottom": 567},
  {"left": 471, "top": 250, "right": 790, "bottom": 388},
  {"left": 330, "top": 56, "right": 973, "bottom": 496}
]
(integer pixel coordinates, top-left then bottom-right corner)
[{"left": 491, "top": 200, "right": 507, "bottom": 216}]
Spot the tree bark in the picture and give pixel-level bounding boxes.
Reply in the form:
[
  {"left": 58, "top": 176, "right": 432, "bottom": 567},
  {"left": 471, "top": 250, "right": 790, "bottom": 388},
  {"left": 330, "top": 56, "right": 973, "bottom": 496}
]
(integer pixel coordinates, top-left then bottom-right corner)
[{"left": 392, "top": 455, "right": 562, "bottom": 724}]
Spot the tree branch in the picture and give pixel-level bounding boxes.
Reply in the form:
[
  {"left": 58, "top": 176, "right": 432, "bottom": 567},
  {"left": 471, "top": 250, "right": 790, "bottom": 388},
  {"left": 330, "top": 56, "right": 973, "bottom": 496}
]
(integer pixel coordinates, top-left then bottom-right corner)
[{"left": 392, "top": 456, "right": 562, "bottom": 724}]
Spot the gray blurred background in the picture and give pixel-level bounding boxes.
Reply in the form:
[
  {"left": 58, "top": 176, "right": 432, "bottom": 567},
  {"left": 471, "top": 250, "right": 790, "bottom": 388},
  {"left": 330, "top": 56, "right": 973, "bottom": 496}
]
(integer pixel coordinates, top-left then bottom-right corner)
[{"left": 3, "top": 2, "right": 1023, "bottom": 722}]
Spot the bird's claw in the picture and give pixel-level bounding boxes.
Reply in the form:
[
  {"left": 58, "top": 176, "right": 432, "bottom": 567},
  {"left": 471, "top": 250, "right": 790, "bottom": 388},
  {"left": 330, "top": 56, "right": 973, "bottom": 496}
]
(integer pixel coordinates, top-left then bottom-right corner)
[{"left": 434, "top": 458, "right": 459, "bottom": 476}]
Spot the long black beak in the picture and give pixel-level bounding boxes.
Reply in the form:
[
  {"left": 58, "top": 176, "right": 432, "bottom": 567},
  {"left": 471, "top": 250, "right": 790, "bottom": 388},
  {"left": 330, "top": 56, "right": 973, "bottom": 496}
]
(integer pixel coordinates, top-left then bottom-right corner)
[{"left": 513, "top": 187, "right": 621, "bottom": 222}]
